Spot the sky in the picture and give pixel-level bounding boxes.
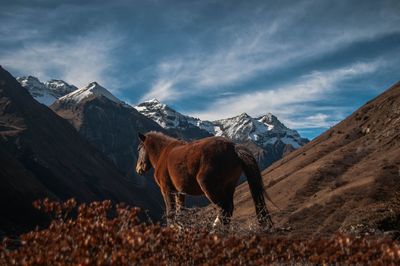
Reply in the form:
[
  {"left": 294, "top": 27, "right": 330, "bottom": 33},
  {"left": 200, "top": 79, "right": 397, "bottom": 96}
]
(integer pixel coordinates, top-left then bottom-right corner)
[{"left": 0, "top": 0, "right": 399, "bottom": 139}]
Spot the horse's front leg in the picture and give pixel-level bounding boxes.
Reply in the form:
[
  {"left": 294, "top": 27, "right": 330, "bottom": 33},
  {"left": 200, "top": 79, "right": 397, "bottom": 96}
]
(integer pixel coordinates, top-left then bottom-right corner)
[{"left": 161, "top": 188, "right": 176, "bottom": 225}]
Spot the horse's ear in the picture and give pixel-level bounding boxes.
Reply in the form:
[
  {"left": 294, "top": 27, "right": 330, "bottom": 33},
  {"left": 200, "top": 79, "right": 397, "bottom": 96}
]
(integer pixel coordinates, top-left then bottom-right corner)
[{"left": 138, "top": 132, "right": 146, "bottom": 142}]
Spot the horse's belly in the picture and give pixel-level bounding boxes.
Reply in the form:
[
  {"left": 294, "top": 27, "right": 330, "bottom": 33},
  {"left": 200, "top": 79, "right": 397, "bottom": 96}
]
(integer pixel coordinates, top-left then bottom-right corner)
[{"left": 173, "top": 176, "right": 204, "bottom": 196}]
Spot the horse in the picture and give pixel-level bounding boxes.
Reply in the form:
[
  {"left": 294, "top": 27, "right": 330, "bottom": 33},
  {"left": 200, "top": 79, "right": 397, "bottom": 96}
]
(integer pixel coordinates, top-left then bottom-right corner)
[{"left": 135, "top": 131, "right": 273, "bottom": 227}]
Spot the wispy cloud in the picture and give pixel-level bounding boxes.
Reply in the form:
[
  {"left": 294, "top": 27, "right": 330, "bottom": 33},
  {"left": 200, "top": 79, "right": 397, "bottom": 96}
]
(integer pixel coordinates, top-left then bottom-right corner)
[
  {"left": 188, "top": 60, "right": 381, "bottom": 128},
  {"left": 141, "top": 0, "right": 399, "bottom": 103},
  {"left": 141, "top": 79, "right": 179, "bottom": 101},
  {"left": 1, "top": 0, "right": 398, "bottom": 138},
  {"left": 0, "top": 27, "right": 123, "bottom": 89}
]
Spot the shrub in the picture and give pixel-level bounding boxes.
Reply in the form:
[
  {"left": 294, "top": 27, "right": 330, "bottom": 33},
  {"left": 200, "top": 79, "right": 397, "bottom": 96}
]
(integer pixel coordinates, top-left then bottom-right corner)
[{"left": 0, "top": 199, "right": 399, "bottom": 265}]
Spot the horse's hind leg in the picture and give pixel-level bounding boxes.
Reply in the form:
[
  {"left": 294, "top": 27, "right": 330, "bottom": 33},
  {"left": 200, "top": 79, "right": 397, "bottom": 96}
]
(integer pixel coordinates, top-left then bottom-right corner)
[
  {"left": 197, "top": 174, "right": 235, "bottom": 227},
  {"left": 215, "top": 196, "right": 234, "bottom": 227}
]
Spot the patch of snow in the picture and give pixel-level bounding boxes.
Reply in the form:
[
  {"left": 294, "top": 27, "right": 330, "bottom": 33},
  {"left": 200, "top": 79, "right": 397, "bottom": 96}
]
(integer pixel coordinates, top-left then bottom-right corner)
[
  {"left": 59, "top": 82, "right": 124, "bottom": 105},
  {"left": 17, "top": 76, "right": 78, "bottom": 105},
  {"left": 134, "top": 99, "right": 213, "bottom": 132},
  {"left": 134, "top": 99, "right": 309, "bottom": 151}
]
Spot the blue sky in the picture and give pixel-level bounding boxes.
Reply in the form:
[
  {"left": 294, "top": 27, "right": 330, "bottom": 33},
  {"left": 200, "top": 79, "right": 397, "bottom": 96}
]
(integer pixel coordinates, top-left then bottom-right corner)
[{"left": 0, "top": 0, "right": 399, "bottom": 139}]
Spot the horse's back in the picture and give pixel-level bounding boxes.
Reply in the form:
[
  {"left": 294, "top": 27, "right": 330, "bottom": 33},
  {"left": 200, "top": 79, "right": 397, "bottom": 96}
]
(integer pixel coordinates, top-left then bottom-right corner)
[
  {"left": 167, "top": 136, "right": 241, "bottom": 182},
  {"left": 191, "top": 136, "right": 235, "bottom": 151}
]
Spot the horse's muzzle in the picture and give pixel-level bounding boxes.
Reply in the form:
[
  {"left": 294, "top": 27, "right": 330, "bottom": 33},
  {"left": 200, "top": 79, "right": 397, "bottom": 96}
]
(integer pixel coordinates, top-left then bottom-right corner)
[
  {"left": 136, "top": 167, "right": 144, "bottom": 175},
  {"left": 136, "top": 164, "right": 147, "bottom": 175}
]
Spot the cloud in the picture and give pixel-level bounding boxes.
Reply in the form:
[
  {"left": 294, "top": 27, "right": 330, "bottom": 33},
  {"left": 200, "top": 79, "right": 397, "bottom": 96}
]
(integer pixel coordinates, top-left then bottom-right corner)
[
  {"left": 188, "top": 60, "right": 381, "bottom": 128},
  {"left": 1, "top": 27, "right": 120, "bottom": 88},
  {"left": 141, "top": 79, "right": 179, "bottom": 102},
  {"left": 141, "top": 0, "right": 400, "bottom": 103},
  {"left": 0, "top": 3, "right": 123, "bottom": 90},
  {"left": 286, "top": 113, "right": 337, "bottom": 129},
  {"left": 0, "top": 27, "right": 122, "bottom": 89},
  {"left": 1, "top": 0, "right": 398, "bottom": 138}
]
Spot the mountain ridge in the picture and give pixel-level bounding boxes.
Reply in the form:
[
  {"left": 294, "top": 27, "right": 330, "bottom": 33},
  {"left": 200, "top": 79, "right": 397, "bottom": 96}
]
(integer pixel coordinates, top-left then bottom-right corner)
[
  {"left": 17, "top": 76, "right": 77, "bottom": 105},
  {"left": 135, "top": 99, "right": 308, "bottom": 169}
]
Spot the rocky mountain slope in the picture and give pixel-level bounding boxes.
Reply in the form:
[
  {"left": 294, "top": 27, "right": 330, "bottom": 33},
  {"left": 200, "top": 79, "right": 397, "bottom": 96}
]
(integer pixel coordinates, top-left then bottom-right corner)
[
  {"left": 135, "top": 99, "right": 212, "bottom": 140},
  {"left": 0, "top": 66, "right": 162, "bottom": 234},
  {"left": 214, "top": 112, "right": 307, "bottom": 148},
  {"left": 17, "top": 76, "right": 77, "bottom": 105},
  {"left": 234, "top": 81, "right": 400, "bottom": 237},
  {"left": 50, "top": 82, "right": 166, "bottom": 188},
  {"left": 135, "top": 99, "right": 308, "bottom": 169}
]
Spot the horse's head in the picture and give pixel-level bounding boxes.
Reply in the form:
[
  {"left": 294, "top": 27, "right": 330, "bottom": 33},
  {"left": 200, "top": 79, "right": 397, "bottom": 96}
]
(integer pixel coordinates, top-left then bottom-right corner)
[{"left": 136, "top": 133, "right": 152, "bottom": 175}]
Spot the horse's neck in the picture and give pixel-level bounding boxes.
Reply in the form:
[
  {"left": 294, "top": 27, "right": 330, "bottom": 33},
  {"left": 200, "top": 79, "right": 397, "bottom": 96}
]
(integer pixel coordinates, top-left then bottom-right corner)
[{"left": 147, "top": 137, "right": 176, "bottom": 167}]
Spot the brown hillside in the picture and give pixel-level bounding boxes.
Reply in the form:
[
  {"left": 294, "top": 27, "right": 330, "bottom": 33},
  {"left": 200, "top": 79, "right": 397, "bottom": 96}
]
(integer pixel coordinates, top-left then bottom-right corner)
[{"left": 234, "top": 81, "right": 400, "bottom": 237}]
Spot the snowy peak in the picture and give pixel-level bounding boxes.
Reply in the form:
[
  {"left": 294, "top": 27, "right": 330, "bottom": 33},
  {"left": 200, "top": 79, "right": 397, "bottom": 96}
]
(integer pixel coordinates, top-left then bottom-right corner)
[
  {"left": 45, "top": 79, "right": 77, "bottom": 97},
  {"left": 214, "top": 113, "right": 268, "bottom": 143},
  {"left": 135, "top": 99, "right": 215, "bottom": 134},
  {"left": 59, "top": 82, "right": 123, "bottom": 105},
  {"left": 135, "top": 99, "right": 192, "bottom": 129},
  {"left": 214, "top": 112, "right": 307, "bottom": 148},
  {"left": 239, "top": 112, "right": 251, "bottom": 119},
  {"left": 134, "top": 99, "right": 212, "bottom": 139},
  {"left": 17, "top": 76, "right": 46, "bottom": 91},
  {"left": 17, "top": 76, "right": 77, "bottom": 106},
  {"left": 135, "top": 99, "right": 309, "bottom": 150},
  {"left": 257, "top": 113, "right": 287, "bottom": 131},
  {"left": 146, "top": 98, "right": 162, "bottom": 104}
]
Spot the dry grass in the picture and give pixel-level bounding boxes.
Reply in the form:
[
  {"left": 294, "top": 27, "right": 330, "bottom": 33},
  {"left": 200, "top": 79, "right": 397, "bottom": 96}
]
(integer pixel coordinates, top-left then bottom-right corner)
[{"left": 1, "top": 199, "right": 400, "bottom": 265}]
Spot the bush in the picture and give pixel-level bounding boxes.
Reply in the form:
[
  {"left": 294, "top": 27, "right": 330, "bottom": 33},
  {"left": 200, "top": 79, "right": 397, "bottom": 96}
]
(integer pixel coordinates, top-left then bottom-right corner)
[{"left": 0, "top": 199, "right": 399, "bottom": 265}]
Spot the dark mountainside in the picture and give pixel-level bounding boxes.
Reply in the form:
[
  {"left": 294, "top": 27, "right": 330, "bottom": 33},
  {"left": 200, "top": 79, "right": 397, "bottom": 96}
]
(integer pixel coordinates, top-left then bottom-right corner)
[
  {"left": 50, "top": 87, "right": 166, "bottom": 187},
  {"left": 0, "top": 66, "right": 162, "bottom": 235},
  {"left": 243, "top": 139, "right": 297, "bottom": 171},
  {"left": 234, "top": 81, "right": 400, "bottom": 237}
]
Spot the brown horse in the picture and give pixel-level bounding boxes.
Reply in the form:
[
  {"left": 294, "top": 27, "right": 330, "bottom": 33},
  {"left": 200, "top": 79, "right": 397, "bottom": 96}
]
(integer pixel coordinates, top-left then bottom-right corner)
[{"left": 135, "top": 131, "right": 273, "bottom": 227}]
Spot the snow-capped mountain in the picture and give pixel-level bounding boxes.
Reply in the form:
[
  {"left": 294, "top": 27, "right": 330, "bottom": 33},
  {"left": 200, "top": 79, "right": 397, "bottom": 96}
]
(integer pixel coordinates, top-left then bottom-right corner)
[
  {"left": 135, "top": 99, "right": 212, "bottom": 139},
  {"left": 214, "top": 113, "right": 308, "bottom": 149},
  {"left": 135, "top": 99, "right": 309, "bottom": 169},
  {"left": 51, "top": 82, "right": 167, "bottom": 187},
  {"left": 58, "top": 81, "right": 126, "bottom": 105},
  {"left": 17, "top": 76, "right": 77, "bottom": 105},
  {"left": 135, "top": 99, "right": 308, "bottom": 148}
]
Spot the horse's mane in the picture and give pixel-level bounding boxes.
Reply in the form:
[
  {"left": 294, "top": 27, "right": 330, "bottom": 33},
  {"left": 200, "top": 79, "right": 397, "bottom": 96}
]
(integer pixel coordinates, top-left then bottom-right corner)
[{"left": 146, "top": 131, "right": 177, "bottom": 142}]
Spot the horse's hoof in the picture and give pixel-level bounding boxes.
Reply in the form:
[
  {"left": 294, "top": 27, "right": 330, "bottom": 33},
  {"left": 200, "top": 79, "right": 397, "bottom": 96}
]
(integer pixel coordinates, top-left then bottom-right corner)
[{"left": 212, "top": 216, "right": 222, "bottom": 228}]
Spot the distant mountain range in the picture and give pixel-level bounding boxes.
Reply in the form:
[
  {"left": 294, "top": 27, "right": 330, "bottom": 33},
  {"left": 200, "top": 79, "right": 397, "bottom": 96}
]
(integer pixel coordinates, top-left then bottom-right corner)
[
  {"left": 8, "top": 74, "right": 309, "bottom": 233},
  {"left": 17, "top": 76, "right": 77, "bottom": 105},
  {"left": 135, "top": 99, "right": 308, "bottom": 169},
  {"left": 18, "top": 76, "right": 309, "bottom": 170},
  {"left": 4, "top": 68, "right": 400, "bottom": 238}
]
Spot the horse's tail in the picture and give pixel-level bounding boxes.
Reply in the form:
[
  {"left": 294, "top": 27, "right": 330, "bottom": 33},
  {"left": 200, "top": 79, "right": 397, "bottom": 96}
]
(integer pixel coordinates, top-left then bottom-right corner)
[{"left": 235, "top": 144, "right": 274, "bottom": 227}]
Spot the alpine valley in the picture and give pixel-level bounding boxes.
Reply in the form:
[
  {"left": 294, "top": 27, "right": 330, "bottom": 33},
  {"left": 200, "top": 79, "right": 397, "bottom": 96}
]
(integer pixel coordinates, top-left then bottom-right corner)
[
  {"left": 1, "top": 66, "right": 399, "bottom": 240},
  {"left": 18, "top": 75, "right": 309, "bottom": 172}
]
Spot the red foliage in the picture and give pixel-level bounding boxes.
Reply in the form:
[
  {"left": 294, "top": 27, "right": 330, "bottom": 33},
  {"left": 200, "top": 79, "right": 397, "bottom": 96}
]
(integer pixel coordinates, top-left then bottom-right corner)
[{"left": 0, "top": 199, "right": 399, "bottom": 265}]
